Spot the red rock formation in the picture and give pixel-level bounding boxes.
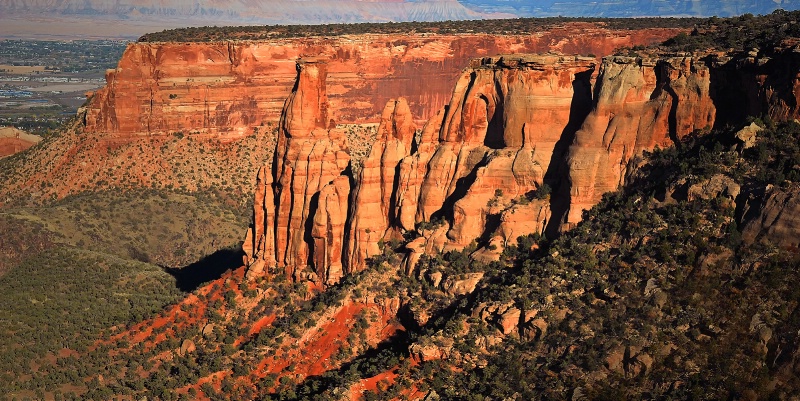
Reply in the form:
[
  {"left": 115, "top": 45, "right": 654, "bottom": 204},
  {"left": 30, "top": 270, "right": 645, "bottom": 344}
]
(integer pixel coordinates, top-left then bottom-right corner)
[
  {"left": 246, "top": 54, "right": 596, "bottom": 281},
  {"left": 311, "top": 175, "right": 350, "bottom": 285},
  {"left": 400, "top": 55, "right": 596, "bottom": 252},
  {"left": 244, "top": 59, "right": 350, "bottom": 283},
  {"left": 0, "top": 127, "right": 40, "bottom": 158},
  {"left": 394, "top": 108, "right": 444, "bottom": 232},
  {"left": 347, "top": 98, "right": 417, "bottom": 272},
  {"left": 244, "top": 47, "right": 800, "bottom": 284},
  {"left": 311, "top": 176, "right": 350, "bottom": 285},
  {"left": 243, "top": 166, "right": 277, "bottom": 280},
  {"left": 566, "top": 55, "right": 716, "bottom": 224},
  {"left": 83, "top": 27, "right": 683, "bottom": 139}
]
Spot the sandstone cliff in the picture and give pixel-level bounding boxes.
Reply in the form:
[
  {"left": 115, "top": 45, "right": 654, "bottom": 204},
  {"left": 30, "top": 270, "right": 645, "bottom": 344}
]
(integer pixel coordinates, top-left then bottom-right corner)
[
  {"left": 347, "top": 98, "right": 417, "bottom": 273},
  {"left": 0, "top": 127, "right": 40, "bottom": 158},
  {"left": 245, "top": 54, "right": 598, "bottom": 283},
  {"left": 83, "top": 27, "right": 682, "bottom": 140},
  {"left": 243, "top": 59, "right": 350, "bottom": 284},
  {"left": 565, "top": 47, "right": 800, "bottom": 225},
  {"left": 0, "top": 26, "right": 681, "bottom": 206},
  {"left": 399, "top": 54, "right": 596, "bottom": 252},
  {"left": 566, "top": 55, "right": 716, "bottom": 224},
  {"left": 244, "top": 46, "right": 800, "bottom": 285}
]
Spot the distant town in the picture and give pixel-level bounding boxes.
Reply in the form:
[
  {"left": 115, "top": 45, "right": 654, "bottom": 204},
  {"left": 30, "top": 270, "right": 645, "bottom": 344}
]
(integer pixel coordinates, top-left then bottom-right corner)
[{"left": 0, "top": 39, "right": 127, "bottom": 135}]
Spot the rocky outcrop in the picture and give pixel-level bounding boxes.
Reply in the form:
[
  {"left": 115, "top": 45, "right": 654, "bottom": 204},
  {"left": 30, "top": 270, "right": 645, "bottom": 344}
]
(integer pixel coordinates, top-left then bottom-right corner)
[
  {"left": 741, "top": 185, "right": 800, "bottom": 249},
  {"left": 311, "top": 176, "right": 350, "bottom": 285},
  {"left": 687, "top": 174, "right": 740, "bottom": 202},
  {"left": 242, "top": 166, "right": 277, "bottom": 279},
  {"left": 243, "top": 59, "right": 350, "bottom": 284},
  {"left": 400, "top": 55, "right": 596, "bottom": 252},
  {"left": 246, "top": 54, "right": 597, "bottom": 282},
  {"left": 83, "top": 28, "right": 682, "bottom": 139},
  {"left": 347, "top": 99, "right": 416, "bottom": 273},
  {"left": 566, "top": 55, "right": 716, "bottom": 224},
  {"left": 244, "top": 47, "right": 800, "bottom": 285},
  {"left": 0, "top": 127, "right": 40, "bottom": 158}
]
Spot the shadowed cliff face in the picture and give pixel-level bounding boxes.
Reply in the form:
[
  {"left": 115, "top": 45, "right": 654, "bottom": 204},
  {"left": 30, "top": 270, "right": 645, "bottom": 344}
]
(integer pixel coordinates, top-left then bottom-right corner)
[
  {"left": 82, "top": 27, "right": 682, "bottom": 140},
  {"left": 243, "top": 46, "right": 800, "bottom": 286}
]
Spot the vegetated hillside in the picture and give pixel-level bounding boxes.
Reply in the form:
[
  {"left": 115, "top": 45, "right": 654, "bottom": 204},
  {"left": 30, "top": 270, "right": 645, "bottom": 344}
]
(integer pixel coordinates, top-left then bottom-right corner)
[
  {"left": 4, "top": 120, "right": 798, "bottom": 400},
  {"left": 0, "top": 188, "right": 248, "bottom": 273},
  {"left": 411, "top": 122, "right": 800, "bottom": 399},
  {"left": 0, "top": 119, "right": 279, "bottom": 207},
  {"left": 0, "top": 248, "right": 183, "bottom": 401}
]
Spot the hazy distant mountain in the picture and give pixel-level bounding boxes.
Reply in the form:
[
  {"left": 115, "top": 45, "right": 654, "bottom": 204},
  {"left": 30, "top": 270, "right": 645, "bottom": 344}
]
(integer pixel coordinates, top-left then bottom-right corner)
[
  {"left": 0, "top": 0, "right": 510, "bottom": 25},
  {"left": 4, "top": 0, "right": 799, "bottom": 40},
  {"left": 0, "top": 0, "right": 518, "bottom": 39},
  {"left": 460, "top": 0, "right": 800, "bottom": 17}
]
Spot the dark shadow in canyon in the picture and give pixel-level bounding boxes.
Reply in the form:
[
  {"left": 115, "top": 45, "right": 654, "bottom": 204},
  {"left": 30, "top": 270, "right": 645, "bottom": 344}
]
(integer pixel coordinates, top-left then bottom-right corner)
[
  {"left": 162, "top": 247, "right": 245, "bottom": 292},
  {"left": 431, "top": 153, "right": 490, "bottom": 225},
  {"left": 303, "top": 191, "right": 321, "bottom": 268},
  {"left": 543, "top": 68, "right": 594, "bottom": 238},
  {"left": 484, "top": 81, "right": 506, "bottom": 149},
  {"left": 708, "top": 54, "right": 753, "bottom": 131}
]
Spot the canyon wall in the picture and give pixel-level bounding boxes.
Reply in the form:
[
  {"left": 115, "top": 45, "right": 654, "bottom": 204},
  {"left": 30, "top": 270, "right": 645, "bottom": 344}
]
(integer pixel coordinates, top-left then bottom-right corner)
[
  {"left": 83, "top": 25, "right": 683, "bottom": 140},
  {"left": 566, "top": 55, "right": 716, "bottom": 224},
  {"left": 566, "top": 48, "right": 800, "bottom": 224},
  {"left": 243, "top": 45, "right": 800, "bottom": 285},
  {"left": 244, "top": 54, "right": 598, "bottom": 284}
]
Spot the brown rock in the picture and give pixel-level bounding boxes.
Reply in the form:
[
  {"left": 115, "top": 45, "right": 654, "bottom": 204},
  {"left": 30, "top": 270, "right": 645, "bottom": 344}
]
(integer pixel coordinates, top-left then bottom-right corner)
[
  {"left": 443, "top": 272, "right": 485, "bottom": 296},
  {"left": 405, "top": 55, "right": 595, "bottom": 250},
  {"left": 245, "top": 59, "right": 350, "bottom": 284},
  {"left": 741, "top": 185, "right": 800, "bottom": 249},
  {"left": 84, "top": 29, "right": 680, "bottom": 139},
  {"left": 178, "top": 339, "right": 196, "bottom": 356},
  {"left": 0, "top": 127, "right": 40, "bottom": 157},
  {"left": 394, "top": 108, "right": 445, "bottom": 231},
  {"left": 497, "top": 198, "right": 551, "bottom": 246},
  {"left": 243, "top": 166, "right": 277, "bottom": 279},
  {"left": 735, "top": 121, "right": 763, "bottom": 149},
  {"left": 687, "top": 174, "right": 740, "bottom": 202},
  {"left": 498, "top": 307, "right": 522, "bottom": 335}
]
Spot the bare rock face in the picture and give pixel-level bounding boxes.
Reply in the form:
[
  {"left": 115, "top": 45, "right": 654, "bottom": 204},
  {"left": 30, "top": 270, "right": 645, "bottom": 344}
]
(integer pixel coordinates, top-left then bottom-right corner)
[
  {"left": 735, "top": 121, "right": 763, "bottom": 149},
  {"left": 741, "top": 185, "right": 800, "bottom": 249},
  {"left": 245, "top": 49, "right": 800, "bottom": 286},
  {"left": 394, "top": 108, "right": 445, "bottom": 232},
  {"left": 566, "top": 55, "right": 716, "bottom": 224},
  {"left": 83, "top": 28, "right": 681, "bottom": 140},
  {"left": 687, "top": 174, "right": 740, "bottom": 202},
  {"left": 347, "top": 99, "right": 417, "bottom": 273},
  {"left": 243, "top": 166, "right": 276, "bottom": 280},
  {"left": 244, "top": 60, "right": 350, "bottom": 284},
  {"left": 397, "top": 55, "right": 595, "bottom": 254},
  {"left": 497, "top": 200, "right": 551, "bottom": 246},
  {"left": 0, "top": 127, "right": 41, "bottom": 158},
  {"left": 442, "top": 272, "right": 485, "bottom": 296},
  {"left": 312, "top": 176, "right": 351, "bottom": 286}
]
